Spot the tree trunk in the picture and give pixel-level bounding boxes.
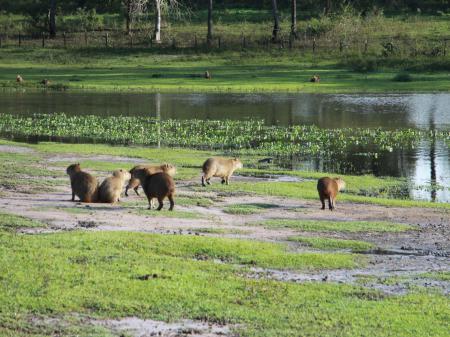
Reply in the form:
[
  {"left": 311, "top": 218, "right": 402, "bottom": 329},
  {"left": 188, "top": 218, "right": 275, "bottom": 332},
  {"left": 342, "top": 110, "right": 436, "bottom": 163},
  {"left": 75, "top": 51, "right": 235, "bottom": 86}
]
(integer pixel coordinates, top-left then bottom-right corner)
[
  {"left": 271, "top": 0, "right": 280, "bottom": 42},
  {"left": 291, "top": 0, "right": 297, "bottom": 39},
  {"left": 207, "top": 0, "right": 213, "bottom": 46},
  {"left": 153, "top": 0, "right": 161, "bottom": 42},
  {"left": 49, "top": 0, "right": 56, "bottom": 38},
  {"left": 325, "top": 0, "right": 332, "bottom": 15},
  {"left": 125, "top": 0, "right": 132, "bottom": 35}
]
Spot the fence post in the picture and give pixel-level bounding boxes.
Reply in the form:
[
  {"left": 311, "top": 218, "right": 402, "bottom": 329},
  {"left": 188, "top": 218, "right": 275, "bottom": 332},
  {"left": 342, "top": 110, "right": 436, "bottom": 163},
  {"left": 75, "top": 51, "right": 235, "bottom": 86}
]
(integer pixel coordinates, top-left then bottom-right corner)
[
  {"left": 18, "top": 32, "right": 21, "bottom": 47},
  {"left": 194, "top": 34, "right": 197, "bottom": 50},
  {"left": 218, "top": 36, "right": 221, "bottom": 49},
  {"left": 364, "top": 39, "right": 368, "bottom": 54},
  {"left": 105, "top": 33, "right": 109, "bottom": 48},
  {"left": 289, "top": 34, "right": 293, "bottom": 49},
  {"left": 42, "top": 32, "right": 45, "bottom": 48},
  {"left": 241, "top": 33, "right": 246, "bottom": 49},
  {"left": 129, "top": 34, "right": 133, "bottom": 48},
  {"left": 84, "top": 30, "right": 88, "bottom": 46},
  {"left": 172, "top": 38, "right": 176, "bottom": 49},
  {"left": 312, "top": 37, "right": 316, "bottom": 54},
  {"left": 0, "top": 35, "right": 2, "bottom": 48},
  {"left": 339, "top": 39, "right": 343, "bottom": 53},
  {"left": 63, "top": 32, "right": 66, "bottom": 48},
  {"left": 443, "top": 39, "right": 447, "bottom": 56}
]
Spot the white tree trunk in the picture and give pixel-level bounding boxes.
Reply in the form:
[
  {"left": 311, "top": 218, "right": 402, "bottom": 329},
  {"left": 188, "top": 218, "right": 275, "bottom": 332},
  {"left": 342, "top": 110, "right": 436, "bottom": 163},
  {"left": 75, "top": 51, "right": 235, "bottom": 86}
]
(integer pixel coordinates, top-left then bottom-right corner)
[{"left": 153, "top": 0, "right": 161, "bottom": 42}]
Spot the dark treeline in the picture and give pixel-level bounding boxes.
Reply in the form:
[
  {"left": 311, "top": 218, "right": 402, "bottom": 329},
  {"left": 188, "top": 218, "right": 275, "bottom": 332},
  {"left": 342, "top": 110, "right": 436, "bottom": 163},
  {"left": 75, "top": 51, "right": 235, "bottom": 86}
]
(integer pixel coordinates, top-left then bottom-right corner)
[{"left": 1, "top": 1, "right": 449, "bottom": 14}]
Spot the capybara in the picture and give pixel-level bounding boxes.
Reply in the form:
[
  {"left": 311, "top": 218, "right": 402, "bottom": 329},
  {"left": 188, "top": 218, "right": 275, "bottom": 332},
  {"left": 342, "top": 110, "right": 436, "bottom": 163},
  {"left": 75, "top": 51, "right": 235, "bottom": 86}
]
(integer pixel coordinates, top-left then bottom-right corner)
[
  {"left": 317, "top": 177, "right": 346, "bottom": 211},
  {"left": 98, "top": 169, "right": 131, "bottom": 204},
  {"left": 204, "top": 70, "right": 211, "bottom": 79},
  {"left": 142, "top": 172, "right": 176, "bottom": 211},
  {"left": 125, "top": 163, "right": 176, "bottom": 197},
  {"left": 201, "top": 157, "right": 243, "bottom": 187},
  {"left": 66, "top": 163, "right": 99, "bottom": 203},
  {"left": 16, "top": 75, "right": 23, "bottom": 83},
  {"left": 310, "top": 75, "right": 320, "bottom": 83}
]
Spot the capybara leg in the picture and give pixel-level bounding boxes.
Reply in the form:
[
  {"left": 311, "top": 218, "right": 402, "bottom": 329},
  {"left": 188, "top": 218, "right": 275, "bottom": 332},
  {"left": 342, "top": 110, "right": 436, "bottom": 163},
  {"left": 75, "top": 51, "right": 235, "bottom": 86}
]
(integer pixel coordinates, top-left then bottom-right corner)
[
  {"left": 202, "top": 175, "right": 206, "bottom": 187},
  {"left": 71, "top": 190, "right": 75, "bottom": 201},
  {"left": 134, "top": 186, "right": 140, "bottom": 196},
  {"left": 125, "top": 186, "right": 130, "bottom": 197},
  {"left": 225, "top": 176, "right": 230, "bottom": 185},
  {"left": 206, "top": 178, "right": 211, "bottom": 185},
  {"left": 168, "top": 195, "right": 174, "bottom": 211},
  {"left": 147, "top": 196, "right": 153, "bottom": 209},
  {"left": 328, "top": 197, "right": 334, "bottom": 211},
  {"left": 157, "top": 198, "right": 164, "bottom": 211},
  {"left": 221, "top": 178, "right": 225, "bottom": 184},
  {"left": 320, "top": 197, "right": 325, "bottom": 210}
]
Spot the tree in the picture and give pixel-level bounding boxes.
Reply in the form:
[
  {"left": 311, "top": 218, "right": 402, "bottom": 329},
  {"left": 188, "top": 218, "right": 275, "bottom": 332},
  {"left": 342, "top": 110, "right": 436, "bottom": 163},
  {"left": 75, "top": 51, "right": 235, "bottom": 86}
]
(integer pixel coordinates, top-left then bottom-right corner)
[
  {"left": 325, "top": 0, "right": 332, "bottom": 15},
  {"left": 291, "top": 0, "right": 297, "bottom": 38},
  {"left": 152, "top": 0, "right": 182, "bottom": 43},
  {"left": 123, "top": 0, "right": 148, "bottom": 35},
  {"left": 49, "top": 0, "right": 56, "bottom": 37},
  {"left": 207, "top": 0, "right": 213, "bottom": 46},
  {"left": 271, "top": 0, "right": 280, "bottom": 41}
]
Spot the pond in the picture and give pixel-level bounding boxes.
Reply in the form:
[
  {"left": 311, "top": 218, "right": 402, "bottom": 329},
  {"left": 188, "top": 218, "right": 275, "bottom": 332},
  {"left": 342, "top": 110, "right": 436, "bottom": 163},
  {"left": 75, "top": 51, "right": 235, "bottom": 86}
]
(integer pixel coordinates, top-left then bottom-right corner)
[{"left": 0, "top": 91, "right": 449, "bottom": 202}]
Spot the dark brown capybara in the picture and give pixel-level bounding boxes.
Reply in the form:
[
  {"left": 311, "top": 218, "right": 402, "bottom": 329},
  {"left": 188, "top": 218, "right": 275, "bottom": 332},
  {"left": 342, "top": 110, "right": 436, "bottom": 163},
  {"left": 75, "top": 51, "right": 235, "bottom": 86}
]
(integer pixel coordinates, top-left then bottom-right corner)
[
  {"left": 317, "top": 177, "right": 346, "bottom": 211},
  {"left": 142, "top": 171, "right": 175, "bottom": 211},
  {"left": 310, "top": 75, "right": 320, "bottom": 83},
  {"left": 201, "top": 157, "right": 243, "bottom": 187},
  {"left": 66, "top": 163, "right": 99, "bottom": 203},
  {"left": 98, "top": 169, "right": 131, "bottom": 204},
  {"left": 125, "top": 163, "right": 176, "bottom": 197}
]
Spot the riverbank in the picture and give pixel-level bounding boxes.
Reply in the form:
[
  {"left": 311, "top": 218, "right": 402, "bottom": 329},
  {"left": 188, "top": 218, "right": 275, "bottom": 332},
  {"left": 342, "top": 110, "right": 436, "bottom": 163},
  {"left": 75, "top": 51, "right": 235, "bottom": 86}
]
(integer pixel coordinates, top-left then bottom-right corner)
[
  {"left": 1, "top": 48, "right": 450, "bottom": 93},
  {"left": 0, "top": 140, "right": 449, "bottom": 337}
]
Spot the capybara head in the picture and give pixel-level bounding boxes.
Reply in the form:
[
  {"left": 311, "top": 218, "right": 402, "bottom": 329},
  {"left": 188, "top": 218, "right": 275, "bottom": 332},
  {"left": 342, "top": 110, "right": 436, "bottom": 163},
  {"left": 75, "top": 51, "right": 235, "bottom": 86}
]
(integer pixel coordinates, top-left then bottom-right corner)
[
  {"left": 161, "top": 163, "right": 177, "bottom": 176},
  {"left": 112, "top": 169, "right": 131, "bottom": 181},
  {"left": 66, "top": 163, "right": 81, "bottom": 175},
  {"left": 232, "top": 158, "right": 243, "bottom": 170},
  {"left": 334, "top": 177, "right": 346, "bottom": 191}
]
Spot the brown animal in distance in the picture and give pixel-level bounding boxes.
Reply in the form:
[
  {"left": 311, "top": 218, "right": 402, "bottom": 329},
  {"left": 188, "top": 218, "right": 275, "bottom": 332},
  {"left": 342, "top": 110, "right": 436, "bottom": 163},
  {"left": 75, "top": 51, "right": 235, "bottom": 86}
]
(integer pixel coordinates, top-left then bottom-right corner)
[
  {"left": 310, "top": 75, "right": 320, "bottom": 83},
  {"left": 98, "top": 169, "right": 131, "bottom": 204},
  {"left": 317, "top": 177, "right": 346, "bottom": 211},
  {"left": 16, "top": 75, "right": 23, "bottom": 83},
  {"left": 202, "top": 157, "right": 243, "bottom": 187},
  {"left": 125, "top": 163, "right": 176, "bottom": 197},
  {"left": 142, "top": 171, "right": 176, "bottom": 211},
  {"left": 66, "top": 163, "right": 99, "bottom": 203}
]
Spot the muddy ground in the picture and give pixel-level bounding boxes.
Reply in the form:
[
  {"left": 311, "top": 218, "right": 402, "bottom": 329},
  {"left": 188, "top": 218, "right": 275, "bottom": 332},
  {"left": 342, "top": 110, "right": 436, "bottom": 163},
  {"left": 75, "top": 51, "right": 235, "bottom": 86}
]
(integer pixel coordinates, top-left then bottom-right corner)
[{"left": 1, "top": 145, "right": 449, "bottom": 337}]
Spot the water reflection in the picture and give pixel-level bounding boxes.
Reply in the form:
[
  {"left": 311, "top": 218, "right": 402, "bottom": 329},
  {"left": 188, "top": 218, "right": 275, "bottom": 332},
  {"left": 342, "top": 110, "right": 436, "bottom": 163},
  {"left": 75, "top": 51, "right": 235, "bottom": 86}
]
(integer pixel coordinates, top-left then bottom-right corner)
[{"left": 0, "top": 91, "right": 448, "bottom": 202}]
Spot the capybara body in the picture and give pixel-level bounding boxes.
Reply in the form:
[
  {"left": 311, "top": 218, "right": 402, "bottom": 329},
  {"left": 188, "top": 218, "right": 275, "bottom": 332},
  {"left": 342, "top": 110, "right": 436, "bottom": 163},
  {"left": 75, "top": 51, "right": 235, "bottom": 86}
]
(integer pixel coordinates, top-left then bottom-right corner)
[
  {"left": 202, "top": 157, "right": 243, "bottom": 186},
  {"left": 142, "top": 172, "right": 176, "bottom": 211},
  {"left": 125, "top": 163, "right": 176, "bottom": 197},
  {"left": 66, "top": 163, "right": 99, "bottom": 203},
  {"left": 317, "top": 177, "right": 346, "bottom": 211},
  {"left": 98, "top": 169, "right": 131, "bottom": 204}
]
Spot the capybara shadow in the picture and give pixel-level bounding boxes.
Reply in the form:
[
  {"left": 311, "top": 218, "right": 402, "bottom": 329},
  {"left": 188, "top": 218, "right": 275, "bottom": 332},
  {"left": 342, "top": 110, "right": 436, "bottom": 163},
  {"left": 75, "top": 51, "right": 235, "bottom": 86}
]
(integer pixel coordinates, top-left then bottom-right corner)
[
  {"left": 202, "top": 157, "right": 243, "bottom": 187},
  {"left": 317, "top": 177, "right": 346, "bottom": 211},
  {"left": 142, "top": 171, "right": 176, "bottom": 211},
  {"left": 125, "top": 163, "right": 176, "bottom": 197},
  {"left": 66, "top": 163, "right": 99, "bottom": 203},
  {"left": 98, "top": 169, "right": 131, "bottom": 204}
]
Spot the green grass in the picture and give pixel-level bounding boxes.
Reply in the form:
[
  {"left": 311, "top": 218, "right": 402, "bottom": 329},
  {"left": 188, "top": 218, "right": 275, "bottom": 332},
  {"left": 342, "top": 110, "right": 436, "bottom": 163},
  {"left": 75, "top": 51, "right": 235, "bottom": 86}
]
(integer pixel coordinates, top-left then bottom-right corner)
[
  {"left": 134, "top": 208, "right": 204, "bottom": 219},
  {"left": 0, "top": 212, "right": 46, "bottom": 231},
  {"left": 223, "top": 203, "right": 279, "bottom": 215},
  {"left": 186, "top": 227, "right": 251, "bottom": 235},
  {"left": 1, "top": 48, "right": 450, "bottom": 93},
  {"left": 288, "top": 236, "right": 375, "bottom": 252},
  {"left": 256, "top": 219, "right": 414, "bottom": 233},
  {"left": 0, "top": 230, "right": 449, "bottom": 337},
  {"left": 418, "top": 272, "right": 450, "bottom": 282}
]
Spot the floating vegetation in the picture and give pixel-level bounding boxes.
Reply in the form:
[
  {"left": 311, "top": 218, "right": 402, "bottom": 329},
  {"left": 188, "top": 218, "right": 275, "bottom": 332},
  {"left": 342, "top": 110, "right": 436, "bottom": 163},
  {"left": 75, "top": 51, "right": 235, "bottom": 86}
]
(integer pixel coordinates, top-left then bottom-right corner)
[{"left": 0, "top": 113, "right": 448, "bottom": 157}]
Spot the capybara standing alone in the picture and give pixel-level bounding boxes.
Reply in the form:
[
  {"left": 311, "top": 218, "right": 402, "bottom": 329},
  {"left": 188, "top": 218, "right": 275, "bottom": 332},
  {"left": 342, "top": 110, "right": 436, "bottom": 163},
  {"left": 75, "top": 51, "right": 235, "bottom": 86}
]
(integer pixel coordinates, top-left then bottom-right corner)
[
  {"left": 98, "top": 169, "right": 131, "bottom": 204},
  {"left": 201, "top": 157, "right": 243, "bottom": 187},
  {"left": 125, "top": 163, "right": 176, "bottom": 197},
  {"left": 317, "top": 177, "right": 346, "bottom": 211},
  {"left": 66, "top": 163, "right": 99, "bottom": 203},
  {"left": 142, "top": 171, "right": 175, "bottom": 211}
]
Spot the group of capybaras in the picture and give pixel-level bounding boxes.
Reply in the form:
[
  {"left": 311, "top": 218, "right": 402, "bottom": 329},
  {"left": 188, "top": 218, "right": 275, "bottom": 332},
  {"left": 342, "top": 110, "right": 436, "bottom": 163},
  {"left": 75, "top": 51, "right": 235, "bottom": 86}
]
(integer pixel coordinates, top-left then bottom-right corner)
[{"left": 67, "top": 157, "right": 345, "bottom": 211}]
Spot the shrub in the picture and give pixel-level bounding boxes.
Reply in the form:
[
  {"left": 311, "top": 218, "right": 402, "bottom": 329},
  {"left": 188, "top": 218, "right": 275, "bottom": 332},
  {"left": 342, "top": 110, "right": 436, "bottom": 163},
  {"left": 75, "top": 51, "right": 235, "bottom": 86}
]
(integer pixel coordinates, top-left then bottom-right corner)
[{"left": 392, "top": 72, "right": 413, "bottom": 82}]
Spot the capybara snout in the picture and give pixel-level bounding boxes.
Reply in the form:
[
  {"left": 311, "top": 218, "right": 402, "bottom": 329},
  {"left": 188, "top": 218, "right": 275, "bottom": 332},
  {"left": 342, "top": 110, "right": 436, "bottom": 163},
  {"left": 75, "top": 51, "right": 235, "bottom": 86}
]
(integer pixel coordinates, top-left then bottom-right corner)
[
  {"left": 317, "top": 177, "right": 345, "bottom": 211},
  {"left": 201, "top": 157, "right": 243, "bottom": 187}
]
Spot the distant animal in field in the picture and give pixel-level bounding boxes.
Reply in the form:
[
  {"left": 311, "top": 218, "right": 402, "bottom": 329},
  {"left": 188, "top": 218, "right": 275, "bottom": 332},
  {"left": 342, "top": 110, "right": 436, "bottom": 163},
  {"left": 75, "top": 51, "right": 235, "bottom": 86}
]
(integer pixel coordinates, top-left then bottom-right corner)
[
  {"left": 310, "top": 75, "right": 320, "bottom": 83},
  {"left": 16, "top": 75, "right": 23, "bottom": 83},
  {"left": 258, "top": 157, "right": 273, "bottom": 164},
  {"left": 317, "top": 177, "right": 346, "bottom": 211},
  {"left": 41, "top": 79, "right": 51, "bottom": 86},
  {"left": 66, "top": 163, "right": 99, "bottom": 203},
  {"left": 142, "top": 172, "right": 176, "bottom": 211},
  {"left": 202, "top": 157, "right": 243, "bottom": 187},
  {"left": 125, "top": 163, "right": 176, "bottom": 197},
  {"left": 98, "top": 169, "right": 131, "bottom": 204},
  {"left": 204, "top": 71, "right": 211, "bottom": 79}
]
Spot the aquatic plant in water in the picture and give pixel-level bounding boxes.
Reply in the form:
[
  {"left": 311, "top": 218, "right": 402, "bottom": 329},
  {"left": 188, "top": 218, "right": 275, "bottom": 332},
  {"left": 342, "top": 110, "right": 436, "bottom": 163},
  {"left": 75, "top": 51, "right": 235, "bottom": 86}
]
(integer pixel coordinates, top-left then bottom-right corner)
[{"left": 0, "top": 113, "right": 448, "bottom": 157}]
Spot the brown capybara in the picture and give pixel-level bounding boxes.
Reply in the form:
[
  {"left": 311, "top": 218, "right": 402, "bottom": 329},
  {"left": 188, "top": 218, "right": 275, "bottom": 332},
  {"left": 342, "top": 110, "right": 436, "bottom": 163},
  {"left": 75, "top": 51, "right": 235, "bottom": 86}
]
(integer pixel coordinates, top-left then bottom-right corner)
[
  {"left": 317, "top": 177, "right": 346, "bottom": 211},
  {"left": 98, "top": 169, "right": 131, "bottom": 204},
  {"left": 202, "top": 157, "right": 243, "bottom": 187},
  {"left": 16, "top": 75, "right": 23, "bottom": 83},
  {"left": 66, "top": 163, "right": 99, "bottom": 203},
  {"left": 142, "top": 172, "right": 175, "bottom": 211},
  {"left": 125, "top": 163, "right": 176, "bottom": 197},
  {"left": 310, "top": 75, "right": 320, "bottom": 83}
]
